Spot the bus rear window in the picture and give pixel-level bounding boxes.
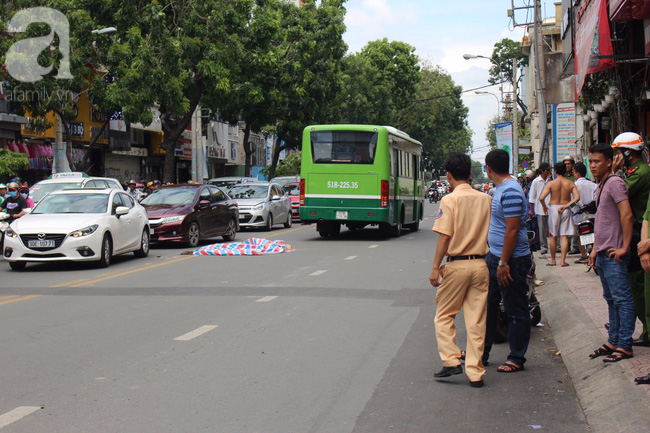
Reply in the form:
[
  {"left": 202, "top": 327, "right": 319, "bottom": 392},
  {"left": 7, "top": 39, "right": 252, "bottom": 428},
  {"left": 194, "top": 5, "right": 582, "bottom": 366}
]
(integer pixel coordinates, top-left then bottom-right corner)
[{"left": 310, "top": 130, "right": 378, "bottom": 164}]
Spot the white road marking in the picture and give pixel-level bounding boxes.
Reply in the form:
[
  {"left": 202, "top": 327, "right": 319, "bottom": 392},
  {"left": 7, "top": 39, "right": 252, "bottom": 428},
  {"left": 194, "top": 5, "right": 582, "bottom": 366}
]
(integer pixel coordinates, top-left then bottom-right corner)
[
  {"left": 256, "top": 296, "right": 278, "bottom": 303},
  {"left": 174, "top": 325, "right": 219, "bottom": 341},
  {"left": 345, "top": 256, "right": 357, "bottom": 260},
  {"left": 0, "top": 406, "right": 40, "bottom": 429},
  {"left": 368, "top": 245, "right": 379, "bottom": 249},
  {"left": 310, "top": 270, "right": 327, "bottom": 276}
]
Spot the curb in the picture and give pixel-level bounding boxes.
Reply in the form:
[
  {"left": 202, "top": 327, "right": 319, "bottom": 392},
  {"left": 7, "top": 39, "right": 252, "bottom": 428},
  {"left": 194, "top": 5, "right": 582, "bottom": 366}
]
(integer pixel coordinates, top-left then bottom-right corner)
[{"left": 536, "top": 261, "right": 650, "bottom": 433}]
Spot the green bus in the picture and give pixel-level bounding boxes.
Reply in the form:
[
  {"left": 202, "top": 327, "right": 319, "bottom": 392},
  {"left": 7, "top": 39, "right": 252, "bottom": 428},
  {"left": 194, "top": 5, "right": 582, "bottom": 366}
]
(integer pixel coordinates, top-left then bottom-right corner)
[{"left": 299, "top": 124, "right": 425, "bottom": 237}]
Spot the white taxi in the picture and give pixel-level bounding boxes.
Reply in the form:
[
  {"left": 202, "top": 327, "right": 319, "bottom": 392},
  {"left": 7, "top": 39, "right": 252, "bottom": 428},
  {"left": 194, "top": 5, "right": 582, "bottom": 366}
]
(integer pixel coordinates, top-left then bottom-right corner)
[
  {"left": 3, "top": 189, "right": 149, "bottom": 270},
  {"left": 29, "top": 172, "right": 124, "bottom": 204}
]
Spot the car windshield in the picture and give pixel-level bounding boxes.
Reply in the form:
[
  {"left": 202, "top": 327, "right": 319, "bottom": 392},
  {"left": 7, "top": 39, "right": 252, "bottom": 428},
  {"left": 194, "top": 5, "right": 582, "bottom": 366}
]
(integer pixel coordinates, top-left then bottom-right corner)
[
  {"left": 30, "top": 182, "right": 84, "bottom": 203},
  {"left": 283, "top": 184, "right": 300, "bottom": 195},
  {"left": 140, "top": 188, "right": 197, "bottom": 205},
  {"left": 228, "top": 185, "right": 268, "bottom": 199},
  {"left": 211, "top": 180, "right": 239, "bottom": 188},
  {"left": 32, "top": 193, "right": 109, "bottom": 214}
]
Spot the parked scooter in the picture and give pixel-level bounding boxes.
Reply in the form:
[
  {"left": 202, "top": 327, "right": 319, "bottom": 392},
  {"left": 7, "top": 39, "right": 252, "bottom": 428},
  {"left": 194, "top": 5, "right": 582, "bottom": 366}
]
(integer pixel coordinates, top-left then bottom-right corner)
[
  {"left": 573, "top": 201, "right": 597, "bottom": 275},
  {"left": 493, "top": 230, "right": 541, "bottom": 343}
]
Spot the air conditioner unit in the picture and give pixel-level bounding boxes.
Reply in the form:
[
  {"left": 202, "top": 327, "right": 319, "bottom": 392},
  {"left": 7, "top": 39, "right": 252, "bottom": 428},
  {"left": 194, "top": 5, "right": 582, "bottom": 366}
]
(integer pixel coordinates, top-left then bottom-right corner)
[{"left": 130, "top": 128, "right": 145, "bottom": 145}]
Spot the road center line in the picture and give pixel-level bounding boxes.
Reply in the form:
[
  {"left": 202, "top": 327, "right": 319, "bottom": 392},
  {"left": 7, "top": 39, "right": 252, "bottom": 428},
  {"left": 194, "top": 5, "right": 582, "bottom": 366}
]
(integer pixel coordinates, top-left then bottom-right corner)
[
  {"left": 345, "top": 256, "right": 357, "bottom": 260},
  {"left": 67, "top": 256, "right": 194, "bottom": 287},
  {"left": 310, "top": 270, "right": 327, "bottom": 276},
  {"left": 174, "top": 325, "right": 219, "bottom": 341},
  {"left": 0, "top": 406, "right": 40, "bottom": 429},
  {"left": 368, "top": 244, "right": 379, "bottom": 249},
  {"left": 256, "top": 296, "right": 278, "bottom": 303},
  {"left": 0, "top": 295, "right": 19, "bottom": 301},
  {"left": 0, "top": 295, "right": 41, "bottom": 306}
]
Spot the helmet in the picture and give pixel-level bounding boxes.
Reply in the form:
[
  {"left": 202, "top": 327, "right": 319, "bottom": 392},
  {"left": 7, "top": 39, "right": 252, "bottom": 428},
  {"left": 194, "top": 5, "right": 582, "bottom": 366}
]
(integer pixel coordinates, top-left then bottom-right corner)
[
  {"left": 128, "top": 179, "right": 136, "bottom": 185},
  {"left": 612, "top": 132, "right": 645, "bottom": 151},
  {"left": 147, "top": 181, "right": 153, "bottom": 187},
  {"left": 6, "top": 182, "right": 19, "bottom": 190},
  {"left": 153, "top": 180, "right": 161, "bottom": 186},
  {"left": 562, "top": 155, "right": 575, "bottom": 163},
  {"left": 524, "top": 169, "right": 535, "bottom": 179},
  {"left": 0, "top": 183, "right": 6, "bottom": 189}
]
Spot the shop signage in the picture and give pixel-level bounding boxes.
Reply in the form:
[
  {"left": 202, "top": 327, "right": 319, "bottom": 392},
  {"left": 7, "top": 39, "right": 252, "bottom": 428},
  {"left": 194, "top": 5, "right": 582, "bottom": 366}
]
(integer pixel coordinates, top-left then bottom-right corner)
[
  {"left": 109, "top": 130, "right": 130, "bottom": 151},
  {"left": 69, "top": 121, "right": 84, "bottom": 138},
  {"left": 495, "top": 121, "right": 513, "bottom": 173},
  {"left": 552, "top": 103, "right": 577, "bottom": 164},
  {"left": 575, "top": 0, "right": 615, "bottom": 97}
]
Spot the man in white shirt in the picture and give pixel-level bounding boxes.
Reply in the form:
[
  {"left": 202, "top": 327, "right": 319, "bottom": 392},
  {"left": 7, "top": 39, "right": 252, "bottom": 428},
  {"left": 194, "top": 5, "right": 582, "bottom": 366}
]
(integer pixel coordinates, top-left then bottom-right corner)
[
  {"left": 528, "top": 162, "right": 551, "bottom": 254},
  {"left": 573, "top": 162, "right": 597, "bottom": 262}
]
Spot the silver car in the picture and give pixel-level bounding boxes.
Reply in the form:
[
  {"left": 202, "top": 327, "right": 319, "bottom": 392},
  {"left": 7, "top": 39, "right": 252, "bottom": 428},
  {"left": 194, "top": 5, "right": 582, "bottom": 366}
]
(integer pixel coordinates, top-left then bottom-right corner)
[{"left": 228, "top": 182, "right": 292, "bottom": 231}]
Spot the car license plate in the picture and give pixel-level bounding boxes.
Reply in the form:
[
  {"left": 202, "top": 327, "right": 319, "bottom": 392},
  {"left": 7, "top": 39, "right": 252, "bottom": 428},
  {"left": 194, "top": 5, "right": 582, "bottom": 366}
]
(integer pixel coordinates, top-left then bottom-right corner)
[
  {"left": 335, "top": 211, "right": 348, "bottom": 220},
  {"left": 28, "top": 239, "right": 55, "bottom": 248},
  {"left": 580, "top": 233, "right": 594, "bottom": 245}
]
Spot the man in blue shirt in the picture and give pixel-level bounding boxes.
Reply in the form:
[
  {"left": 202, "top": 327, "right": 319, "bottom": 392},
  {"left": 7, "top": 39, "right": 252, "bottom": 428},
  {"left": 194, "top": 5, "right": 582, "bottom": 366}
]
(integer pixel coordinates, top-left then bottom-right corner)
[{"left": 483, "top": 149, "right": 532, "bottom": 373}]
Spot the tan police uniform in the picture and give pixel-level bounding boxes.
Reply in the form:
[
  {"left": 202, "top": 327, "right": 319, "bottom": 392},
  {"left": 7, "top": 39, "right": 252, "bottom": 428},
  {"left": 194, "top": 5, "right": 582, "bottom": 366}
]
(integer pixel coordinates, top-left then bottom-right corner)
[{"left": 433, "top": 183, "right": 491, "bottom": 382}]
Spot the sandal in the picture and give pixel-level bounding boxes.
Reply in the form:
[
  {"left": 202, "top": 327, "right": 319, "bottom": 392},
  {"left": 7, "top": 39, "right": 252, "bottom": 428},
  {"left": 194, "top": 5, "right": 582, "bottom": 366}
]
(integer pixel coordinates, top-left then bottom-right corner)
[
  {"left": 575, "top": 256, "right": 589, "bottom": 264},
  {"left": 589, "top": 344, "right": 615, "bottom": 359},
  {"left": 497, "top": 362, "right": 525, "bottom": 373},
  {"left": 603, "top": 349, "right": 633, "bottom": 363}
]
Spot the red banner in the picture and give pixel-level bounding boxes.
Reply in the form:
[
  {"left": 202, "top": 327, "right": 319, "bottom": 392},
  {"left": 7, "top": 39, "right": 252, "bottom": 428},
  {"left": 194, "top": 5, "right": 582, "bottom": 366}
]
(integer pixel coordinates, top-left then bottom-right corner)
[{"left": 575, "top": 0, "right": 616, "bottom": 98}]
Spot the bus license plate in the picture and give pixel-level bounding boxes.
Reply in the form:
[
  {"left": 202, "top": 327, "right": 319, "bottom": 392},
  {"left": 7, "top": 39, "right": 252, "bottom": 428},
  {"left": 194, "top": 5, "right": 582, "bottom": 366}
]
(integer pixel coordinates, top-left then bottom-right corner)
[
  {"left": 28, "top": 240, "right": 55, "bottom": 248},
  {"left": 579, "top": 233, "right": 594, "bottom": 246},
  {"left": 336, "top": 211, "right": 348, "bottom": 220}
]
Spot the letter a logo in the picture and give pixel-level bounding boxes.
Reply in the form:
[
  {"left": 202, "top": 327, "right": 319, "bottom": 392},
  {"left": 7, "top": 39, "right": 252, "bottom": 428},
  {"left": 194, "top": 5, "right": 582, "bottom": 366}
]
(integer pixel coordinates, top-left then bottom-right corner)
[{"left": 6, "top": 7, "right": 72, "bottom": 83}]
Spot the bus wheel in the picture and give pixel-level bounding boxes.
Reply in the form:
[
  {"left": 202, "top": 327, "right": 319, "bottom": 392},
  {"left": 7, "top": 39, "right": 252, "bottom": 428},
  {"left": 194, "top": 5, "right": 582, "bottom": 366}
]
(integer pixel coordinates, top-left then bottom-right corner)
[
  {"left": 409, "top": 220, "right": 420, "bottom": 232},
  {"left": 317, "top": 221, "right": 340, "bottom": 238},
  {"left": 391, "top": 213, "right": 403, "bottom": 237}
]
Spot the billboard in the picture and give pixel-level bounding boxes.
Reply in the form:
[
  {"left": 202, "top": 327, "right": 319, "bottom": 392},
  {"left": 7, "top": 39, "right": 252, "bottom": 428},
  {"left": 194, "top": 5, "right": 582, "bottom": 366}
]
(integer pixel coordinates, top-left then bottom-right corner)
[
  {"left": 552, "top": 103, "right": 577, "bottom": 164},
  {"left": 495, "top": 121, "right": 513, "bottom": 172}
]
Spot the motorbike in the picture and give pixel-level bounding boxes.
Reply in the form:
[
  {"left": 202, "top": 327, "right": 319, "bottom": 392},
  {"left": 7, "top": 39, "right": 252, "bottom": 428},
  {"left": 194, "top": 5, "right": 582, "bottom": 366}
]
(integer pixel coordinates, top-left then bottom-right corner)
[
  {"left": 493, "top": 230, "right": 542, "bottom": 343},
  {"left": 0, "top": 212, "right": 10, "bottom": 254},
  {"left": 573, "top": 201, "right": 597, "bottom": 275},
  {"left": 428, "top": 189, "right": 438, "bottom": 203}
]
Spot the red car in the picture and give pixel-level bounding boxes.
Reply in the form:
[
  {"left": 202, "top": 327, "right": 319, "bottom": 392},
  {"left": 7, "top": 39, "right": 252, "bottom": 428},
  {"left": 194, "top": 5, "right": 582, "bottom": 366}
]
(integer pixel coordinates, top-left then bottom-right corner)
[
  {"left": 283, "top": 182, "right": 301, "bottom": 221},
  {"left": 140, "top": 184, "right": 239, "bottom": 247}
]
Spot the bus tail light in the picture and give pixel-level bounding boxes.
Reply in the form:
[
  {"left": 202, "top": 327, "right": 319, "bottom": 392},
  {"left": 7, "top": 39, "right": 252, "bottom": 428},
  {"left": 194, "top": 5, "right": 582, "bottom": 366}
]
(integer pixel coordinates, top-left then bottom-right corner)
[
  {"left": 300, "top": 179, "right": 305, "bottom": 205},
  {"left": 381, "top": 180, "right": 389, "bottom": 208}
]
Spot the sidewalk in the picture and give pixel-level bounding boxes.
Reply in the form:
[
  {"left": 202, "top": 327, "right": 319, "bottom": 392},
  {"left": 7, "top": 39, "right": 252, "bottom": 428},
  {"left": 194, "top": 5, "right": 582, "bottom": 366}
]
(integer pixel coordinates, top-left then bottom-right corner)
[{"left": 535, "top": 251, "right": 650, "bottom": 433}]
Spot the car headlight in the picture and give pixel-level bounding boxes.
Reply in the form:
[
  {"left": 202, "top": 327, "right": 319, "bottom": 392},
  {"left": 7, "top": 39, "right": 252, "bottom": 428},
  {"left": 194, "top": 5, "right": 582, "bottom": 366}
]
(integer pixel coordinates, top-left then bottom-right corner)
[
  {"left": 70, "top": 224, "right": 99, "bottom": 238},
  {"left": 161, "top": 215, "right": 185, "bottom": 224},
  {"left": 5, "top": 227, "right": 18, "bottom": 238},
  {"left": 253, "top": 203, "right": 265, "bottom": 211}
]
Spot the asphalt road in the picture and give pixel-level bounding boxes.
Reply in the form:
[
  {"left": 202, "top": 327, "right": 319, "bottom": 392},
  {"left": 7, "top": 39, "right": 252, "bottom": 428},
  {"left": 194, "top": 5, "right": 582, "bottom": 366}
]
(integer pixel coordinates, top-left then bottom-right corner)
[{"left": 0, "top": 201, "right": 589, "bottom": 432}]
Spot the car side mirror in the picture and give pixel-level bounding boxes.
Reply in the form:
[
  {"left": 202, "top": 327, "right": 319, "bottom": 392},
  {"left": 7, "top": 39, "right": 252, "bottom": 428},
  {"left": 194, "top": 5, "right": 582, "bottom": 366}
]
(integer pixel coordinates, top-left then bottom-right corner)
[
  {"left": 271, "top": 194, "right": 281, "bottom": 201},
  {"left": 115, "top": 206, "right": 129, "bottom": 217},
  {"left": 199, "top": 199, "right": 211, "bottom": 208}
]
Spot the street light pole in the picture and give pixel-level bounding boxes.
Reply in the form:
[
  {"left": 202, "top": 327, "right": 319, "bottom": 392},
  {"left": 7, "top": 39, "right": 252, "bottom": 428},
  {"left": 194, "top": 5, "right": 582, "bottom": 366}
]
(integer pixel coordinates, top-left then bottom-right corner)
[
  {"left": 474, "top": 91, "right": 500, "bottom": 119},
  {"left": 463, "top": 53, "right": 504, "bottom": 104}
]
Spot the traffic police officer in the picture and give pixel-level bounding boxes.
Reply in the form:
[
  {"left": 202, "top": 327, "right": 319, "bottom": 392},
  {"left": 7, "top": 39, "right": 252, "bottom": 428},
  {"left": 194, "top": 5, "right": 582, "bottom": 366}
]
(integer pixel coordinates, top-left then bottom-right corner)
[
  {"left": 612, "top": 132, "right": 650, "bottom": 346},
  {"left": 429, "top": 153, "right": 492, "bottom": 388}
]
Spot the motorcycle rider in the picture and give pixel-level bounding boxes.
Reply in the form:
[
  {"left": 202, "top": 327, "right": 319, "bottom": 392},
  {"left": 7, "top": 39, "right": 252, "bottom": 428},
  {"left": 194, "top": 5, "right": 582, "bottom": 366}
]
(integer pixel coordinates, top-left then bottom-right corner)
[
  {"left": 0, "top": 183, "right": 6, "bottom": 205},
  {"left": 0, "top": 182, "right": 28, "bottom": 219}
]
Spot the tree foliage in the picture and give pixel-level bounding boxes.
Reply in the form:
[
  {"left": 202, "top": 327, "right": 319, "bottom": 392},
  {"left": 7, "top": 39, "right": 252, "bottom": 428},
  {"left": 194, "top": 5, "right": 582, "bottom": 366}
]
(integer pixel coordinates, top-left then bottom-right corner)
[
  {"left": 0, "top": 148, "right": 30, "bottom": 179},
  {"left": 335, "top": 38, "right": 420, "bottom": 126},
  {"left": 487, "top": 38, "right": 528, "bottom": 86},
  {"left": 400, "top": 64, "right": 472, "bottom": 171}
]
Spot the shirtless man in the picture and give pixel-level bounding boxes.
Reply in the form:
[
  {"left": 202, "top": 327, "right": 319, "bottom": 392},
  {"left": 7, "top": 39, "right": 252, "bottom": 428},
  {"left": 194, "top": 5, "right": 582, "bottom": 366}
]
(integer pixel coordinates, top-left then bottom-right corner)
[{"left": 539, "top": 162, "right": 580, "bottom": 266}]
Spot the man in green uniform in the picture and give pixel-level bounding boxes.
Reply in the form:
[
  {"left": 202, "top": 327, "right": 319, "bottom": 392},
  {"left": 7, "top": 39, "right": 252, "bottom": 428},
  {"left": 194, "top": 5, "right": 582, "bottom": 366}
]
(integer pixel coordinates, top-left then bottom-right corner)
[
  {"left": 563, "top": 156, "right": 576, "bottom": 182},
  {"left": 612, "top": 132, "right": 650, "bottom": 346}
]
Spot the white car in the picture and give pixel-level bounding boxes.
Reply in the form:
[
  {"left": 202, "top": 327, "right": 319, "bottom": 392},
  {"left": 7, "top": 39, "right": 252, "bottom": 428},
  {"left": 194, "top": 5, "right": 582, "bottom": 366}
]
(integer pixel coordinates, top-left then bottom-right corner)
[
  {"left": 29, "top": 172, "right": 124, "bottom": 204},
  {"left": 228, "top": 182, "right": 292, "bottom": 230},
  {"left": 3, "top": 189, "right": 150, "bottom": 270}
]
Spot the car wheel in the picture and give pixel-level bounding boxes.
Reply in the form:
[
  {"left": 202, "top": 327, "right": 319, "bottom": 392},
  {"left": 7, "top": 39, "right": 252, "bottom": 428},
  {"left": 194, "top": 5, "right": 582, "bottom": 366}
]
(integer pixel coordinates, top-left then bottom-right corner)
[
  {"left": 98, "top": 234, "right": 112, "bottom": 268},
  {"left": 222, "top": 219, "right": 237, "bottom": 241},
  {"left": 134, "top": 228, "right": 150, "bottom": 258},
  {"left": 265, "top": 213, "right": 273, "bottom": 231},
  {"left": 9, "top": 261, "right": 26, "bottom": 271},
  {"left": 187, "top": 222, "right": 200, "bottom": 247},
  {"left": 284, "top": 212, "right": 292, "bottom": 228}
]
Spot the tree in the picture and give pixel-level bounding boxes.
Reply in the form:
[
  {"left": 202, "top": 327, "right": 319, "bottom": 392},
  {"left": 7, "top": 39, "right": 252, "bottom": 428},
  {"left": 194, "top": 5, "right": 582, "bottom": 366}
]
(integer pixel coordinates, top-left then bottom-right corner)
[
  {"left": 0, "top": 148, "right": 30, "bottom": 179},
  {"left": 471, "top": 159, "right": 486, "bottom": 183},
  {"left": 400, "top": 64, "right": 472, "bottom": 171},
  {"left": 335, "top": 38, "right": 421, "bottom": 126},
  {"left": 266, "top": 0, "right": 347, "bottom": 179},
  {"left": 488, "top": 38, "right": 528, "bottom": 116}
]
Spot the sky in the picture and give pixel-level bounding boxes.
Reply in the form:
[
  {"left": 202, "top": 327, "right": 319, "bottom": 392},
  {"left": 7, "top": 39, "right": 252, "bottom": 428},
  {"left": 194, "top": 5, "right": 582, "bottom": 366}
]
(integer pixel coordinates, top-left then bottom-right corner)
[{"left": 341, "top": 0, "right": 557, "bottom": 164}]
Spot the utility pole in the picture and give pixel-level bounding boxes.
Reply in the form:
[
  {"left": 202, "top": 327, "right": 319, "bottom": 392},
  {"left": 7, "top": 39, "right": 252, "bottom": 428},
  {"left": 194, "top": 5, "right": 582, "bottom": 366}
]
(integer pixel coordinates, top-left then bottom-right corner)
[{"left": 533, "top": 0, "right": 549, "bottom": 164}]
